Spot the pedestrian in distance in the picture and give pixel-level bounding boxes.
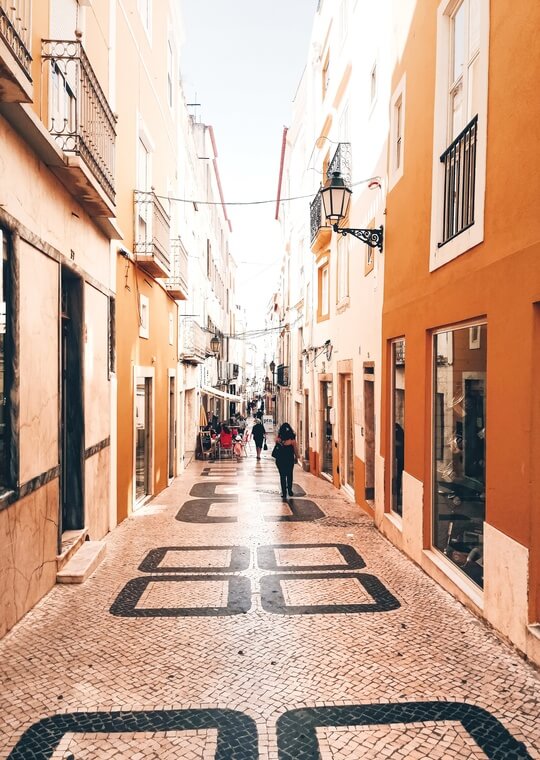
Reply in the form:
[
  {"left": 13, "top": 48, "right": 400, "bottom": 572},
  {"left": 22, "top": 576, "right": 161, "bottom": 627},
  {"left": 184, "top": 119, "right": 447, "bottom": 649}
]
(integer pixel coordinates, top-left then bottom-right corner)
[
  {"left": 273, "top": 422, "right": 299, "bottom": 498},
  {"left": 251, "top": 418, "right": 266, "bottom": 460}
]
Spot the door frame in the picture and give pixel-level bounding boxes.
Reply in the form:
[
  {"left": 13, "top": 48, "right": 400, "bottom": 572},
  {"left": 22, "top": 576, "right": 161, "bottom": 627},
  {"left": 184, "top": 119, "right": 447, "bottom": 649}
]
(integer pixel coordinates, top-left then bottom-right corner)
[{"left": 133, "top": 365, "right": 154, "bottom": 510}]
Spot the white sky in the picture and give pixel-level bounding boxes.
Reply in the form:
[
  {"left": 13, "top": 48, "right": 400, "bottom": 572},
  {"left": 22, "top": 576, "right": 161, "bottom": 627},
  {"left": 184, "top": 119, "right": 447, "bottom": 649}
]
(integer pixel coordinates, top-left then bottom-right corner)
[{"left": 180, "top": 0, "right": 318, "bottom": 329}]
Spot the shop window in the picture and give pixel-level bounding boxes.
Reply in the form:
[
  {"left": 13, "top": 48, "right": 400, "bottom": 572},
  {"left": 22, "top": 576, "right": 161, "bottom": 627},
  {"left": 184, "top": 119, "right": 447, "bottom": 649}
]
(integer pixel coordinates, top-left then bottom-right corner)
[
  {"left": 433, "top": 323, "right": 486, "bottom": 588},
  {"left": 390, "top": 339, "right": 405, "bottom": 516},
  {"left": 0, "top": 228, "right": 11, "bottom": 492}
]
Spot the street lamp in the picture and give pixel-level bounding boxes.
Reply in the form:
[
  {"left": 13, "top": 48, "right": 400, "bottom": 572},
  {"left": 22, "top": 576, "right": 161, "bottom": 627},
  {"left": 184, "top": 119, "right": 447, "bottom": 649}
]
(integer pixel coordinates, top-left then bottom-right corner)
[
  {"left": 269, "top": 360, "right": 276, "bottom": 384},
  {"left": 321, "top": 171, "right": 384, "bottom": 252},
  {"left": 210, "top": 334, "right": 220, "bottom": 355}
]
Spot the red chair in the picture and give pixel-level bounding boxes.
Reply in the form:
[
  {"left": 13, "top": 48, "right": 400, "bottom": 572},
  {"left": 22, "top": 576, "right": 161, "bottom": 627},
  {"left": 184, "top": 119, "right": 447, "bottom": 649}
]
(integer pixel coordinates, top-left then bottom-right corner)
[{"left": 218, "top": 430, "right": 233, "bottom": 459}]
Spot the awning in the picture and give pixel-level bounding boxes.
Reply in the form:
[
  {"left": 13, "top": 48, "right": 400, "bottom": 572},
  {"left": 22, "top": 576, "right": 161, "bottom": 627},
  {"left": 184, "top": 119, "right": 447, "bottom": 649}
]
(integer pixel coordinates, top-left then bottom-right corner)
[{"left": 201, "top": 385, "right": 242, "bottom": 403}]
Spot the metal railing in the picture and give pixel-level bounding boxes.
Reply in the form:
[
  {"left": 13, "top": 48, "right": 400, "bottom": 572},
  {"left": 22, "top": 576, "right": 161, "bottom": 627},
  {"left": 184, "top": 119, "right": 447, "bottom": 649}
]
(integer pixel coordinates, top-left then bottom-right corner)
[
  {"left": 439, "top": 116, "right": 478, "bottom": 247},
  {"left": 327, "top": 142, "right": 351, "bottom": 185},
  {"left": 41, "top": 39, "right": 116, "bottom": 202},
  {"left": 164, "top": 237, "right": 189, "bottom": 297},
  {"left": 310, "top": 189, "right": 327, "bottom": 243},
  {"left": 134, "top": 190, "right": 171, "bottom": 271},
  {"left": 181, "top": 318, "right": 207, "bottom": 362},
  {"left": 0, "top": 0, "right": 32, "bottom": 80}
]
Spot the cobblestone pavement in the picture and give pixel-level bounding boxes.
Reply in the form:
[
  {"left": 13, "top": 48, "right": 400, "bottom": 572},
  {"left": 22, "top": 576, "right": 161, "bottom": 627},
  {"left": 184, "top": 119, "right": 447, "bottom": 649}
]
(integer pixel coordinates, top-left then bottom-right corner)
[{"left": 1, "top": 451, "right": 539, "bottom": 759}]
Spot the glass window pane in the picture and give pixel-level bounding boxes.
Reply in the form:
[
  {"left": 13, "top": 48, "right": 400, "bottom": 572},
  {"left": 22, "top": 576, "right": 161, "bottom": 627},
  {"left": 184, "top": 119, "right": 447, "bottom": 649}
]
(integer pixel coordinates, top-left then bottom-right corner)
[
  {"left": 433, "top": 325, "right": 486, "bottom": 588},
  {"left": 469, "top": 0, "right": 480, "bottom": 56},
  {"left": 451, "top": 80, "right": 464, "bottom": 138},
  {"left": 391, "top": 340, "right": 405, "bottom": 515},
  {"left": 452, "top": 2, "right": 466, "bottom": 84}
]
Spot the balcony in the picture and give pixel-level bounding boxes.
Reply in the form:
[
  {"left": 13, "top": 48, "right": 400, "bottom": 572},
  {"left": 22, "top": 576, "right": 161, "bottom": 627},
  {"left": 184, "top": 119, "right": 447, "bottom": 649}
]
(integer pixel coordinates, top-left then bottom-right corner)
[
  {"left": 0, "top": 0, "right": 32, "bottom": 102},
  {"left": 41, "top": 39, "right": 116, "bottom": 216},
  {"left": 163, "top": 237, "right": 188, "bottom": 300},
  {"left": 327, "top": 142, "right": 351, "bottom": 186},
  {"left": 439, "top": 116, "right": 478, "bottom": 247},
  {"left": 309, "top": 189, "right": 331, "bottom": 253},
  {"left": 134, "top": 191, "right": 171, "bottom": 278},
  {"left": 277, "top": 364, "right": 289, "bottom": 387},
  {"left": 181, "top": 319, "right": 207, "bottom": 364}
]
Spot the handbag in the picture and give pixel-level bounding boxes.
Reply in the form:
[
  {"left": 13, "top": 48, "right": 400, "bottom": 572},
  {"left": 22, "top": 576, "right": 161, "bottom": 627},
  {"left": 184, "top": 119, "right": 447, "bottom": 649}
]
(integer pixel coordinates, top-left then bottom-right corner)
[
  {"left": 263, "top": 440, "right": 268, "bottom": 450},
  {"left": 271, "top": 443, "right": 281, "bottom": 459}
]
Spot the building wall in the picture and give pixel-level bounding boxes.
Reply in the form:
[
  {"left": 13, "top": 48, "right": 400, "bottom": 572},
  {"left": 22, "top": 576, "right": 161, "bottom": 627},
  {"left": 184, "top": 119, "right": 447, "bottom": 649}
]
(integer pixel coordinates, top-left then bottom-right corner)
[
  {"left": 0, "top": 0, "right": 115, "bottom": 635},
  {"left": 381, "top": 0, "right": 540, "bottom": 663}
]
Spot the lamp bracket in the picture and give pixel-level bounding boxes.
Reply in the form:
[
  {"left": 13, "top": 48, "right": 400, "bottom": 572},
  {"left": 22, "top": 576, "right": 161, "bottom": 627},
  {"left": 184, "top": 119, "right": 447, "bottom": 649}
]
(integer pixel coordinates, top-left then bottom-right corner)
[{"left": 333, "top": 224, "right": 383, "bottom": 252}]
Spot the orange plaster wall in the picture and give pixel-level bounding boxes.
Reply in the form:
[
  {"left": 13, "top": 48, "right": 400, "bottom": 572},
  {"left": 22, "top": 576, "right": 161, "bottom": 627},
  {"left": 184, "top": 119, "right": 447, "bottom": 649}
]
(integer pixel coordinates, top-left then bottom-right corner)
[
  {"left": 116, "top": 258, "right": 178, "bottom": 522},
  {"left": 382, "top": 2, "right": 540, "bottom": 551}
]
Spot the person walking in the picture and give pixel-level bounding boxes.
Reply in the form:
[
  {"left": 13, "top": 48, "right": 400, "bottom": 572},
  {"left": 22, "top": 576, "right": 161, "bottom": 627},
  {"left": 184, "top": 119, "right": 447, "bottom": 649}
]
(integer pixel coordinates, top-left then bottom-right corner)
[
  {"left": 251, "top": 418, "right": 266, "bottom": 460},
  {"left": 273, "top": 422, "right": 299, "bottom": 498}
]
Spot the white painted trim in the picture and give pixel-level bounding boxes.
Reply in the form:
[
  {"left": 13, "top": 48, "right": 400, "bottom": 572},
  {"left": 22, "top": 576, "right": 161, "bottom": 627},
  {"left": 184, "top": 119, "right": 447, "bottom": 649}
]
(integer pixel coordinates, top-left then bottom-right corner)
[
  {"left": 133, "top": 366, "right": 155, "bottom": 511},
  {"left": 423, "top": 547, "right": 484, "bottom": 609},
  {"left": 388, "top": 73, "right": 406, "bottom": 191},
  {"left": 429, "top": 0, "right": 490, "bottom": 271}
]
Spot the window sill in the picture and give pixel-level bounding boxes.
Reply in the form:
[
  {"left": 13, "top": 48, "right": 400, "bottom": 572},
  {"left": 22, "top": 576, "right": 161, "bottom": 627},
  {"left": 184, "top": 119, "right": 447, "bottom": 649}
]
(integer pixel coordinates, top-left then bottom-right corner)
[
  {"left": 336, "top": 296, "right": 350, "bottom": 314},
  {"left": 422, "top": 547, "right": 484, "bottom": 610}
]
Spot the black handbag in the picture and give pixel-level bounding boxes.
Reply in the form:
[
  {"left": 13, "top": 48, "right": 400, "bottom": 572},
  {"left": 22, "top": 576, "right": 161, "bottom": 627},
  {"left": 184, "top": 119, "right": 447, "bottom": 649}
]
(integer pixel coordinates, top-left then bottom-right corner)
[
  {"left": 263, "top": 440, "right": 268, "bottom": 450},
  {"left": 271, "top": 443, "right": 280, "bottom": 459}
]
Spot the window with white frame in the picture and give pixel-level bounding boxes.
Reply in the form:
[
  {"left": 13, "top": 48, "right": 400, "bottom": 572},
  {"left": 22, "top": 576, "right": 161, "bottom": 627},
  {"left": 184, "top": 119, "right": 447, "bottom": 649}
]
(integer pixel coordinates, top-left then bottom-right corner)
[
  {"left": 370, "top": 63, "right": 377, "bottom": 106},
  {"left": 167, "top": 37, "right": 174, "bottom": 108},
  {"left": 318, "top": 261, "right": 329, "bottom": 320},
  {"left": 337, "top": 234, "right": 349, "bottom": 303},
  {"left": 139, "top": 294, "right": 149, "bottom": 339},
  {"left": 430, "top": 0, "right": 488, "bottom": 270},
  {"left": 389, "top": 74, "right": 406, "bottom": 188},
  {"left": 138, "top": 0, "right": 152, "bottom": 36}
]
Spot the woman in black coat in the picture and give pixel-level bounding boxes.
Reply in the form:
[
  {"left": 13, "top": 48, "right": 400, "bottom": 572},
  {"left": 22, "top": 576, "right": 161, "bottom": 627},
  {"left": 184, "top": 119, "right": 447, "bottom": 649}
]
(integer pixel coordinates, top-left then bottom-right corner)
[
  {"left": 251, "top": 419, "right": 266, "bottom": 460},
  {"left": 274, "top": 422, "right": 299, "bottom": 498}
]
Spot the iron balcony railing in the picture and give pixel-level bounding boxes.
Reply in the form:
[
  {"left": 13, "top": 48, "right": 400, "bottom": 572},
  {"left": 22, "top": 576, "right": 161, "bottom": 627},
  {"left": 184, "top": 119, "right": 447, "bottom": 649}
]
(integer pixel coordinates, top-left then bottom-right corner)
[
  {"left": 277, "top": 364, "right": 289, "bottom": 387},
  {"left": 0, "top": 0, "right": 32, "bottom": 80},
  {"left": 41, "top": 39, "right": 116, "bottom": 202},
  {"left": 164, "top": 237, "right": 189, "bottom": 299},
  {"left": 181, "top": 318, "right": 207, "bottom": 362},
  {"left": 439, "top": 115, "right": 478, "bottom": 247},
  {"left": 310, "top": 189, "right": 328, "bottom": 244},
  {"left": 134, "top": 190, "right": 171, "bottom": 272},
  {"left": 327, "top": 141, "right": 351, "bottom": 185}
]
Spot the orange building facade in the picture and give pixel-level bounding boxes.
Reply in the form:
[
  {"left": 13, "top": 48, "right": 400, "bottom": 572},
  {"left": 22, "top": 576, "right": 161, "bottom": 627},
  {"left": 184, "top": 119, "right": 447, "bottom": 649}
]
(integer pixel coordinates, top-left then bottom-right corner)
[{"left": 380, "top": 0, "right": 540, "bottom": 663}]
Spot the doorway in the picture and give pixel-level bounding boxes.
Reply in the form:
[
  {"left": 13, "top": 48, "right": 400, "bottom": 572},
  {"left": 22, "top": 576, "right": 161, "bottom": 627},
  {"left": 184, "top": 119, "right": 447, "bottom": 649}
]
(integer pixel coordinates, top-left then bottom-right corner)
[
  {"left": 340, "top": 374, "right": 355, "bottom": 492},
  {"left": 303, "top": 390, "right": 310, "bottom": 463},
  {"left": 60, "top": 268, "right": 84, "bottom": 532},
  {"left": 321, "top": 380, "right": 333, "bottom": 478},
  {"left": 168, "top": 375, "right": 176, "bottom": 480},
  {"left": 364, "top": 365, "right": 375, "bottom": 502},
  {"left": 135, "top": 376, "right": 152, "bottom": 504}
]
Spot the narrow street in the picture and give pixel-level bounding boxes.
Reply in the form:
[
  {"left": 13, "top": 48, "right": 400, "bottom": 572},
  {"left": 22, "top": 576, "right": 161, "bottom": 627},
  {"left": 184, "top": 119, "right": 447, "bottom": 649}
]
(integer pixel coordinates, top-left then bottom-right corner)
[{"left": 1, "top": 444, "right": 539, "bottom": 759}]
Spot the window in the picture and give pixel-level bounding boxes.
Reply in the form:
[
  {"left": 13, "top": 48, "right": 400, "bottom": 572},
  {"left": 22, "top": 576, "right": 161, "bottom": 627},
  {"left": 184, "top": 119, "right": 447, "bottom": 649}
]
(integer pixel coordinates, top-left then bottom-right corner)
[
  {"left": 430, "top": 0, "right": 488, "bottom": 269},
  {"left": 433, "top": 323, "right": 486, "bottom": 588},
  {"left": 389, "top": 74, "right": 406, "bottom": 188},
  {"left": 322, "top": 51, "right": 330, "bottom": 98},
  {"left": 0, "top": 228, "right": 10, "bottom": 491},
  {"left": 317, "top": 260, "right": 330, "bottom": 320},
  {"left": 337, "top": 235, "right": 349, "bottom": 303},
  {"left": 390, "top": 339, "right": 405, "bottom": 516},
  {"left": 364, "top": 220, "right": 376, "bottom": 276},
  {"left": 138, "top": 0, "right": 152, "bottom": 36},
  {"left": 167, "top": 37, "right": 174, "bottom": 108},
  {"left": 370, "top": 63, "right": 377, "bottom": 105},
  {"left": 139, "top": 294, "right": 149, "bottom": 339}
]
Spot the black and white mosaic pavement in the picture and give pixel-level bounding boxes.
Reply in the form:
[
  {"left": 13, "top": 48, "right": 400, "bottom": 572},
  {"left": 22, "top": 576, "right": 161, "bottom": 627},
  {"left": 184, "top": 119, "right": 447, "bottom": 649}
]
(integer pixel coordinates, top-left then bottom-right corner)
[
  {"left": 2, "top": 452, "right": 539, "bottom": 758},
  {"left": 276, "top": 702, "right": 533, "bottom": 759},
  {"left": 8, "top": 708, "right": 258, "bottom": 760}
]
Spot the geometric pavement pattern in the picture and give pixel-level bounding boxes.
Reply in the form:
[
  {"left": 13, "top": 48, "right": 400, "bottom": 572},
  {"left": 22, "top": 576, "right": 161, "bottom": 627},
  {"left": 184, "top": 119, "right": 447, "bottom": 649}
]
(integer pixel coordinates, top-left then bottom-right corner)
[{"left": 1, "top": 447, "right": 539, "bottom": 758}]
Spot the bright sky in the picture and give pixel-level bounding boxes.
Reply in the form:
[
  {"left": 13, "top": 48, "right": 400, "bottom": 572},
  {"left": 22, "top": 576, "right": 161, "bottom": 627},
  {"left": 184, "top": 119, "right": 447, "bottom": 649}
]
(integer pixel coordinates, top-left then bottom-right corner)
[{"left": 180, "top": 0, "right": 318, "bottom": 329}]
